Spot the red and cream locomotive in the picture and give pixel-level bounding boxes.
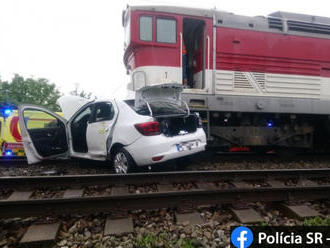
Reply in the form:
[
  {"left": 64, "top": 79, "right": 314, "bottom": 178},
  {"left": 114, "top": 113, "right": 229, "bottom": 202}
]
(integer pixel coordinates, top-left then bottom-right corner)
[{"left": 123, "top": 5, "right": 330, "bottom": 151}]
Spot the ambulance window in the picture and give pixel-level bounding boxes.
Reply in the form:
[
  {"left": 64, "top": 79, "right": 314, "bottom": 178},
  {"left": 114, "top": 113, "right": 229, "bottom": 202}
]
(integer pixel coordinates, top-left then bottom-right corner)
[
  {"left": 139, "top": 16, "right": 153, "bottom": 41},
  {"left": 22, "top": 109, "right": 68, "bottom": 157},
  {"left": 23, "top": 110, "right": 59, "bottom": 129},
  {"left": 156, "top": 18, "right": 176, "bottom": 43}
]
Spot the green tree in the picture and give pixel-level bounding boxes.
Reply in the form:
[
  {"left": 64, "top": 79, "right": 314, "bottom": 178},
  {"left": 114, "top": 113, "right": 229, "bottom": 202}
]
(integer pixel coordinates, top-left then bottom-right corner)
[{"left": 0, "top": 74, "right": 62, "bottom": 111}]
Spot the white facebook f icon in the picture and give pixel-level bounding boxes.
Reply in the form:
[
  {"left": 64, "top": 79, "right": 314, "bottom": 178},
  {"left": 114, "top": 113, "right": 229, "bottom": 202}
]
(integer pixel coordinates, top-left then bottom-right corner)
[{"left": 238, "top": 231, "right": 248, "bottom": 248}]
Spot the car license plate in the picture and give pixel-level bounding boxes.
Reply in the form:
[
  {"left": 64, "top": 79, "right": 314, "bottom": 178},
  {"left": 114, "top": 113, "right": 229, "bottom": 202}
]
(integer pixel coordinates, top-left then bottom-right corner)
[{"left": 176, "top": 141, "right": 198, "bottom": 152}]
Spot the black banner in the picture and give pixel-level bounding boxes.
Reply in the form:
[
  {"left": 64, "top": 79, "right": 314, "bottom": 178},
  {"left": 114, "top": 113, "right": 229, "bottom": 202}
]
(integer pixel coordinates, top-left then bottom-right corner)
[{"left": 230, "top": 226, "right": 330, "bottom": 248}]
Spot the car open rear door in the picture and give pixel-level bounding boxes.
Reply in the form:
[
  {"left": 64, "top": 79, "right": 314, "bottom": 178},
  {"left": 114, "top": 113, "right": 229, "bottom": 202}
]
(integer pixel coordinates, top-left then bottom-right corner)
[
  {"left": 18, "top": 105, "right": 70, "bottom": 164},
  {"left": 85, "top": 101, "right": 118, "bottom": 159}
]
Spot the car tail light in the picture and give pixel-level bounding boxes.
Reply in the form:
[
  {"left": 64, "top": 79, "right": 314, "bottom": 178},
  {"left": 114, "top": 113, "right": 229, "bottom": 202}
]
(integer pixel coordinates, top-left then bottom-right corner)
[
  {"left": 134, "top": 121, "right": 161, "bottom": 136},
  {"left": 152, "top": 156, "right": 164, "bottom": 161}
]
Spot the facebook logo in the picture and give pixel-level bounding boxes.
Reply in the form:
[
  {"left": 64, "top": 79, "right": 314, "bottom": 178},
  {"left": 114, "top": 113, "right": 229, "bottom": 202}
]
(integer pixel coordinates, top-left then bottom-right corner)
[{"left": 231, "top": 226, "right": 253, "bottom": 248}]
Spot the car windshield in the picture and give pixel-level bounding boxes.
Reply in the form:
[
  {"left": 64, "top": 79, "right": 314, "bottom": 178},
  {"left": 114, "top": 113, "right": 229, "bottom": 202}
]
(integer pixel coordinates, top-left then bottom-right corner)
[{"left": 126, "top": 100, "right": 187, "bottom": 116}]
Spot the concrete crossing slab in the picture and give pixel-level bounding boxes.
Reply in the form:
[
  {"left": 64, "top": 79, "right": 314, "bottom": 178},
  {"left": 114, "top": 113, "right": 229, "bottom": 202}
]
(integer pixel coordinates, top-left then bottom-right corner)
[
  {"left": 111, "top": 186, "right": 128, "bottom": 196},
  {"left": 158, "top": 184, "right": 174, "bottom": 192},
  {"left": 231, "top": 208, "right": 264, "bottom": 224},
  {"left": 20, "top": 222, "right": 60, "bottom": 245},
  {"left": 7, "top": 191, "right": 32, "bottom": 201},
  {"left": 63, "top": 188, "right": 84, "bottom": 198},
  {"left": 267, "top": 180, "right": 285, "bottom": 188},
  {"left": 176, "top": 212, "right": 203, "bottom": 225},
  {"left": 298, "top": 179, "right": 318, "bottom": 187},
  {"left": 104, "top": 217, "right": 134, "bottom": 235},
  {"left": 232, "top": 181, "right": 253, "bottom": 188},
  {"left": 281, "top": 204, "right": 319, "bottom": 219},
  {"left": 196, "top": 182, "right": 217, "bottom": 190}
]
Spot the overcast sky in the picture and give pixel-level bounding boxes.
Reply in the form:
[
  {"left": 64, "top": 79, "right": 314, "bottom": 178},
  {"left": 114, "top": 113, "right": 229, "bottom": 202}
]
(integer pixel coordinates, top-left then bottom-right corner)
[{"left": 1, "top": 0, "right": 330, "bottom": 99}]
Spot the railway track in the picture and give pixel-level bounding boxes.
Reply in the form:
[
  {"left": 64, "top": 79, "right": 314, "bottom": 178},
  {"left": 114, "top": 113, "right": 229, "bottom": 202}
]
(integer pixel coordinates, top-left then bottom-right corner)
[{"left": 0, "top": 169, "right": 329, "bottom": 218}]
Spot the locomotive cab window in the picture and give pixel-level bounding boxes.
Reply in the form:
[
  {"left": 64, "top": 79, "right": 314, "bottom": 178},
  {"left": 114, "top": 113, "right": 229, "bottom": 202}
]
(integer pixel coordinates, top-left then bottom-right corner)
[
  {"left": 156, "top": 18, "right": 176, "bottom": 43},
  {"left": 139, "top": 16, "right": 153, "bottom": 41}
]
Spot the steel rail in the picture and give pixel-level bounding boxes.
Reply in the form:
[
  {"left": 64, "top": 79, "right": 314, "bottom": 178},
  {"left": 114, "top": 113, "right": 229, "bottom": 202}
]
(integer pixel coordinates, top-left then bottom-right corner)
[
  {"left": 0, "top": 185, "right": 329, "bottom": 218},
  {"left": 0, "top": 168, "right": 329, "bottom": 188}
]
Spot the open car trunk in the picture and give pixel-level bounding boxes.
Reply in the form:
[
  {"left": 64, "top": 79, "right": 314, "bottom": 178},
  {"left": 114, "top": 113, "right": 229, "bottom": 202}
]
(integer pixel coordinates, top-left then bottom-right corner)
[
  {"left": 128, "top": 83, "right": 200, "bottom": 137},
  {"left": 157, "top": 114, "right": 199, "bottom": 137},
  {"left": 134, "top": 83, "right": 183, "bottom": 109}
]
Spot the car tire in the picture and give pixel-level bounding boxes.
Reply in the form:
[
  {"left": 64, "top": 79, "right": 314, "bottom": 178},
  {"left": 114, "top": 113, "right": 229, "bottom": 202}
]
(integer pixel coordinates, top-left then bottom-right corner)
[{"left": 112, "top": 148, "right": 136, "bottom": 174}]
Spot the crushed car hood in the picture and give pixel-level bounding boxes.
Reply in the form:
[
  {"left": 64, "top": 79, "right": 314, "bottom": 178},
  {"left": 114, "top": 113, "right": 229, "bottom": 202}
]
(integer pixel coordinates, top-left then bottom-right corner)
[
  {"left": 57, "top": 96, "right": 92, "bottom": 120},
  {"left": 135, "top": 83, "right": 183, "bottom": 109}
]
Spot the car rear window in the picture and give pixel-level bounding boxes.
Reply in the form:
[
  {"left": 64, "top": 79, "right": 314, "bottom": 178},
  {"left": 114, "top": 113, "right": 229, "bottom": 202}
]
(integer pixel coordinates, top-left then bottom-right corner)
[{"left": 125, "top": 100, "right": 187, "bottom": 116}]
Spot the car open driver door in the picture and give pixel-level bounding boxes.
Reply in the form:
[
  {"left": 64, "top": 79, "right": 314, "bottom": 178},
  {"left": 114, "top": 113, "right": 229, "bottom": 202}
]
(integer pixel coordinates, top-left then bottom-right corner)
[{"left": 18, "top": 105, "right": 70, "bottom": 164}]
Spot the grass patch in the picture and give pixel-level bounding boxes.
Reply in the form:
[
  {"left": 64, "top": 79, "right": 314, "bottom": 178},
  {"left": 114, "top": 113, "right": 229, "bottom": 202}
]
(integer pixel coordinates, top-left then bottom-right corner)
[
  {"left": 303, "top": 216, "right": 330, "bottom": 226},
  {"left": 260, "top": 221, "right": 269, "bottom": 227},
  {"left": 136, "top": 233, "right": 157, "bottom": 248},
  {"left": 136, "top": 233, "right": 197, "bottom": 248}
]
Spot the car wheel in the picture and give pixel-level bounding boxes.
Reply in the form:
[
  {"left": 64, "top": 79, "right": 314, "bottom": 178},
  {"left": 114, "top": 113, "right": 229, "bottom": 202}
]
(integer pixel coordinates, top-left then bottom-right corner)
[{"left": 113, "top": 148, "right": 135, "bottom": 174}]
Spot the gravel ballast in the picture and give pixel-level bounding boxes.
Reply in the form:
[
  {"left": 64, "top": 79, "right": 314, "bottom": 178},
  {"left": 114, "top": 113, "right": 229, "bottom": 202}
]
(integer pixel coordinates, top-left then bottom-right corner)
[{"left": 0, "top": 201, "right": 328, "bottom": 248}]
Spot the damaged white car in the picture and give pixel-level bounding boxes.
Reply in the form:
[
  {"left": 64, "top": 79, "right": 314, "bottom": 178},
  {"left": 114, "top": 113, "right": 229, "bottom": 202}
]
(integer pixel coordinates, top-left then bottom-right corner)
[{"left": 19, "top": 84, "right": 206, "bottom": 173}]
